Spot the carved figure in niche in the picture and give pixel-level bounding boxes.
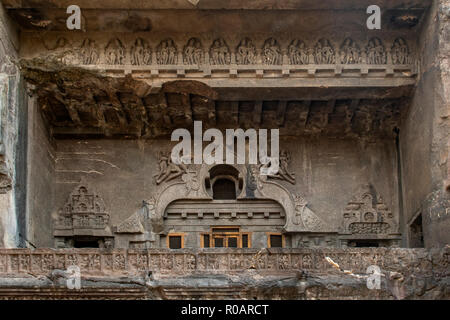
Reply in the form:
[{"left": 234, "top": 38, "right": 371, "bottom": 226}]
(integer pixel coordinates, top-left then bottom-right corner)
[
  {"left": 154, "top": 151, "right": 188, "bottom": 184},
  {"left": 80, "top": 39, "right": 99, "bottom": 65},
  {"left": 391, "top": 38, "right": 410, "bottom": 65},
  {"left": 263, "top": 38, "right": 282, "bottom": 65},
  {"left": 157, "top": 39, "right": 177, "bottom": 65},
  {"left": 131, "top": 38, "right": 151, "bottom": 65},
  {"left": 288, "top": 39, "right": 309, "bottom": 65},
  {"left": 210, "top": 38, "right": 231, "bottom": 65},
  {"left": 314, "top": 39, "right": 335, "bottom": 64},
  {"left": 342, "top": 185, "right": 396, "bottom": 235},
  {"left": 366, "top": 37, "right": 386, "bottom": 64},
  {"left": 259, "top": 150, "right": 296, "bottom": 184},
  {"left": 236, "top": 38, "right": 256, "bottom": 65},
  {"left": 339, "top": 38, "right": 361, "bottom": 64},
  {"left": 105, "top": 38, "right": 125, "bottom": 65},
  {"left": 184, "top": 38, "right": 203, "bottom": 65}
]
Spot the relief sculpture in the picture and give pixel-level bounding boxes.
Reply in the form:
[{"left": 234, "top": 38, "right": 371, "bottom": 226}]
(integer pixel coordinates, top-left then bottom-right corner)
[
  {"left": 105, "top": 38, "right": 125, "bottom": 65},
  {"left": 210, "top": 38, "right": 231, "bottom": 65},
  {"left": 154, "top": 151, "right": 188, "bottom": 185},
  {"left": 131, "top": 38, "right": 152, "bottom": 65},
  {"left": 183, "top": 38, "right": 204, "bottom": 65},
  {"left": 80, "top": 39, "right": 99, "bottom": 65},
  {"left": 156, "top": 39, "right": 177, "bottom": 65},
  {"left": 339, "top": 38, "right": 361, "bottom": 64},
  {"left": 263, "top": 38, "right": 282, "bottom": 65},
  {"left": 288, "top": 39, "right": 309, "bottom": 65},
  {"left": 236, "top": 38, "right": 256, "bottom": 65}
]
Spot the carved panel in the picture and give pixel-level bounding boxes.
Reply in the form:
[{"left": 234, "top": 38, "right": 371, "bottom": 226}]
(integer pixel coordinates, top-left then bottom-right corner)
[
  {"left": 288, "top": 39, "right": 309, "bottom": 65},
  {"left": 366, "top": 37, "right": 387, "bottom": 64},
  {"left": 80, "top": 39, "right": 99, "bottom": 65},
  {"left": 391, "top": 37, "right": 411, "bottom": 65},
  {"left": 131, "top": 38, "right": 152, "bottom": 65},
  {"left": 105, "top": 38, "right": 125, "bottom": 65},
  {"left": 314, "top": 39, "right": 335, "bottom": 64},
  {"left": 339, "top": 38, "right": 361, "bottom": 64},
  {"left": 236, "top": 38, "right": 256, "bottom": 65},
  {"left": 183, "top": 38, "right": 204, "bottom": 65},
  {"left": 54, "top": 184, "right": 112, "bottom": 237},
  {"left": 262, "top": 38, "right": 282, "bottom": 65},
  {"left": 210, "top": 38, "right": 231, "bottom": 65},
  {"left": 156, "top": 38, "right": 178, "bottom": 65},
  {"left": 341, "top": 185, "right": 397, "bottom": 236}
]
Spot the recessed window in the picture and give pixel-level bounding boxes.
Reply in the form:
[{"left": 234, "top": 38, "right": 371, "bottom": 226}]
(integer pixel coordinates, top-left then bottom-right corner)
[
  {"left": 409, "top": 213, "right": 424, "bottom": 248},
  {"left": 268, "top": 233, "right": 284, "bottom": 248},
  {"left": 74, "top": 239, "right": 100, "bottom": 248},
  {"left": 201, "top": 228, "right": 251, "bottom": 248},
  {"left": 242, "top": 234, "right": 249, "bottom": 248},
  {"left": 213, "top": 179, "right": 236, "bottom": 200},
  {"left": 168, "top": 234, "right": 184, "bottom": 249}
]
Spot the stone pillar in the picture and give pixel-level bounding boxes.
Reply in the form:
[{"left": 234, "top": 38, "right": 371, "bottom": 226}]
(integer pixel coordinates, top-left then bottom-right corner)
[{"left": 0, "top": 3, "right": 26, "bottom": 248}]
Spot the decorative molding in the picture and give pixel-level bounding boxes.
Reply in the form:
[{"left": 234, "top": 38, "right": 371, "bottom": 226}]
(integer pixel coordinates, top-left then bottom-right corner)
[
  {"left": 43, "top": 36, "right": 417, "bottom": 80},
  {"left": 0, "top": 247, "right": 446, "bottom": 275}
]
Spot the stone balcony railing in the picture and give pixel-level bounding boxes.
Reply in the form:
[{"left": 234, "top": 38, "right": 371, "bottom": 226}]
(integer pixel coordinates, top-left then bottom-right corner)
[
  {"left": 0, "top": 248, "right": 448, "bottom": 299},
  {"left": 0, "top": 248, "right": 448, "bottom": 276}
]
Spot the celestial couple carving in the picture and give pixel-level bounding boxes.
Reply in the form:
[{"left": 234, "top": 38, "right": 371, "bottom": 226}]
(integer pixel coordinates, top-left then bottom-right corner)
[
  {"left": 288, "top": 39, "right": 309, "bottom": 65},
  {"left": 263, "top": 38, "right": 282, "bottom": 65},
  {"left": 314, "top": 38, "right": 335, "bottom": 64},
  {"left": 80, "top": 39, "right": 99, "bottom": 65},
  {"left": 183, "top": 38, "right": 204, "bottom": 65},
  {"left": 210, "top": 38, "right": 231, "bottom": 65},
  {"left": 339, "top": 38, "right": 361, "bottom": 64},
  {"left": 236, "top": 38, "right": 256, "bottom": 65},
  {"left": 105, "top": 38, "right": 125, "bottom": 65},
  {"left": 131, "top": 38, "right": 152, "bottom": 65},
  {"left": 366, "top": 37, "right": 386, "bottom": 64},
  {"left": 156, "top": 38, "right": 177, "bottom": 65},
  {"left": 391, "top": 38, "right": 411, "bottom": 65},
  {"left": 259, "top": 150, "right": 296, "bottom": 184}
]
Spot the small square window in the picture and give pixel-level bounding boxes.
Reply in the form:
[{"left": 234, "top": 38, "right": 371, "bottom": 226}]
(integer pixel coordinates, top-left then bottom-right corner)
[
  {"left": 269, "top": 235, "right": 283, "bottom": 248},
  {"left": 169, "top": 235, "right": 182, "bottom": 249}
]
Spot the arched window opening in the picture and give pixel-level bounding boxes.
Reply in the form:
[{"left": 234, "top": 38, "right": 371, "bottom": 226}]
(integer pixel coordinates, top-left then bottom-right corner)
[{"left": 213, "top": 178, "right": 236, "bottom": 200}]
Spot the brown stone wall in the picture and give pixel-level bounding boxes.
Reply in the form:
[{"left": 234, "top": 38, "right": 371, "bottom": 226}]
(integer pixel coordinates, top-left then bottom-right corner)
[
  {"left": 26, "top": 97, "right": 56, "bottom": 248},
  {"left": 400, "top": 0, "right": 450, "bottom": 248}
]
